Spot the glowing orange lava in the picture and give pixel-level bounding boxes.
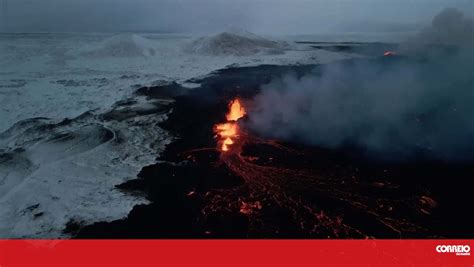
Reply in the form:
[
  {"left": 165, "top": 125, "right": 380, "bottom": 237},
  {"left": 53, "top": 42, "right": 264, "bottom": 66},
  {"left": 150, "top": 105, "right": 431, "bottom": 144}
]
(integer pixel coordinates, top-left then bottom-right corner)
[
  {"left": 215, "top": 123, "right": 237, "bottom": 137},
  {"left": 215, "top": 99, "right": 246, "bottom": 152},
  {"left": 222, "top": 137, "right": 234, "bottom": 152},
  {"left": 226, "top": 99, "right": 246, "bottom": 121}
]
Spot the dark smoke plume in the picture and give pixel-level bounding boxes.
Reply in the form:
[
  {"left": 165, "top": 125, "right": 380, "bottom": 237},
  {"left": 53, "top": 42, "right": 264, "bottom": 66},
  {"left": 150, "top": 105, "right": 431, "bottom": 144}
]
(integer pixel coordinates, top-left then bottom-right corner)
[{"left": 248, "top": 8, "right": 474, "bottom": 161}]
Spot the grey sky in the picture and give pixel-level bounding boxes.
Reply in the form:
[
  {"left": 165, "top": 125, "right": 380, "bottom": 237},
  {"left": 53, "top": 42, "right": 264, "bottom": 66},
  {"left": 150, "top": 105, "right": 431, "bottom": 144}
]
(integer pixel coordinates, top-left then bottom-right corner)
[{"left": 1, "top": 0, "right": 473, "bottom": 34}]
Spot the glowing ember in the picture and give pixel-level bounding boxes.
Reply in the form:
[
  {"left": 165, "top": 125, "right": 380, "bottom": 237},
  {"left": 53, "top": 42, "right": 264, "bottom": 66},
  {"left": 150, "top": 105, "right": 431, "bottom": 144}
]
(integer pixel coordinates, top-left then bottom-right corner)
[
  {"left": 239, "top": 200, "right": 262, "bottom": 215},
  {"left": 215, "top": 99, "right": 246, "bottom": 152},
  {"left": 384, "top": 51, "right": 397, "bottom": 57}
]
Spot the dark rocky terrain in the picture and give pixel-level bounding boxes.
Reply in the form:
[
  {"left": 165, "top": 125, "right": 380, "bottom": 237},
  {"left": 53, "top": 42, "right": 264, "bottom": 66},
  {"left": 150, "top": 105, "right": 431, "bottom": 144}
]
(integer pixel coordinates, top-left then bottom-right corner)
[{"left": 75, "top": 59, "right": 474, "bottom": 239}]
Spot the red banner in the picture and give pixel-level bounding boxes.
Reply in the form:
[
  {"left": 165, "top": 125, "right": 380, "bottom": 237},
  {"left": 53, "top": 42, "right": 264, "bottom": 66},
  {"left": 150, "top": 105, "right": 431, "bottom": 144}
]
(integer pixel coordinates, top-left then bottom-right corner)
[{"left": 0, "top": 240, "right": 472, "bottom": 266}]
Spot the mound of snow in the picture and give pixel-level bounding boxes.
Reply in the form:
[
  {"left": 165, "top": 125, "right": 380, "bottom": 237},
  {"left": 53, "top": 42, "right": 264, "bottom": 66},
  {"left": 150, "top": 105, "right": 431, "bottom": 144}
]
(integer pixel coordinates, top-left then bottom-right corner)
[
  {"left": 0, "top": 94, "right": 171, "bottom": 238},
  {"left": 81, "top": 34, "right": 156, "bottom": 58},
  {"left": 186, "top": 32, "right": 287, "bottom": 56}
]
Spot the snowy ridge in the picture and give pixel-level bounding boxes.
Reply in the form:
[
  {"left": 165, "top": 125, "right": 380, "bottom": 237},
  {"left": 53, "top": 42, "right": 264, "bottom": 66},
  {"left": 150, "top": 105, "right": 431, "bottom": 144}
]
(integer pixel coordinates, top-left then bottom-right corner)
[
  {"left": 185, "top": 32, "right": 288, "bottom": 56},
  {"left": 79, "top": 34, "right": 157, "bottom": 58}
]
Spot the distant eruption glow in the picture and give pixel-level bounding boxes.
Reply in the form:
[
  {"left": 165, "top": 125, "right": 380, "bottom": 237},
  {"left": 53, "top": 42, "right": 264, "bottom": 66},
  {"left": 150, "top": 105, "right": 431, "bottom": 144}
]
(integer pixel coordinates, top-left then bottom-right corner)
[
  {"left": 383, "top": 51, "right": 397, "bottom": 57},
  {"left": 215, "top": 99, "right": 246, "bottom": 152}
]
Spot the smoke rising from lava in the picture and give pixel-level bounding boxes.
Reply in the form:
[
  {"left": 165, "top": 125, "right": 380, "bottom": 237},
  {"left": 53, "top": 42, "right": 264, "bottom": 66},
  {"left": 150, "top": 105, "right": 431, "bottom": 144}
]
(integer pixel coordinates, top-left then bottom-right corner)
[{"left": 247, "top": 8, "right": 474, "bottom": 161}]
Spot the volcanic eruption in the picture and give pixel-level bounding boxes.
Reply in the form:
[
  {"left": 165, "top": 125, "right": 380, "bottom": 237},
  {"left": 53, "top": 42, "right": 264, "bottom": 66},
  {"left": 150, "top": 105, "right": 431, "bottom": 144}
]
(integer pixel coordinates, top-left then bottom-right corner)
[
  {"left": 214, "top": 99, "right": 246, "bottom": 152},
  {"left": 74, "top": 8, "right": 474, "bottom": 239}
]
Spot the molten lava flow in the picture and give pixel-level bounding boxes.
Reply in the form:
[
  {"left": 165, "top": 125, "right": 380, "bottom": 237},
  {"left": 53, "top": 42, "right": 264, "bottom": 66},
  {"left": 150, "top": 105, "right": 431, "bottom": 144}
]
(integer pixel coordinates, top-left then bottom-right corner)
[{"left": 215, "top": 99, "right": 246, "bottom": 152}]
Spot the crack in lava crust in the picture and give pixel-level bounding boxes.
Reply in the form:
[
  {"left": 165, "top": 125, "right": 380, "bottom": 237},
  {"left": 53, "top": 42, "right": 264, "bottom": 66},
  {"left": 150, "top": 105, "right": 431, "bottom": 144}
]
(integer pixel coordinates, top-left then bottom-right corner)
[
  {"left": 216, "top": 148, "right": 359, "bottom": 237},
  {"left": 207, "top": 99, "right": 363, "bottom": 237},
  {"left": 205, "top": 101, "right": 422, "bottom": 238},
  {"left": 202, "top": 131, "right": 425, "bottom": 237}
]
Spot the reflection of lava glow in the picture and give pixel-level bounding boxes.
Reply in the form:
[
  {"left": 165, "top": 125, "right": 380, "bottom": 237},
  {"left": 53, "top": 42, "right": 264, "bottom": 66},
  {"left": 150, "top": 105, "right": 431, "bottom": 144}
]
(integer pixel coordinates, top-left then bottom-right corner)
[{"left": 215, "top": 99, "right": 246, "bottom": 152}]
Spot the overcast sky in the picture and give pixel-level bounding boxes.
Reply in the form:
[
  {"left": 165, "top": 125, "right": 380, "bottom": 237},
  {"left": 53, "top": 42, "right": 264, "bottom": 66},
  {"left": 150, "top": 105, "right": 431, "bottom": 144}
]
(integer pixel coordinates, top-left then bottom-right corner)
[{"left": 1, "top": 0, "right": 473, "bottom": 34}]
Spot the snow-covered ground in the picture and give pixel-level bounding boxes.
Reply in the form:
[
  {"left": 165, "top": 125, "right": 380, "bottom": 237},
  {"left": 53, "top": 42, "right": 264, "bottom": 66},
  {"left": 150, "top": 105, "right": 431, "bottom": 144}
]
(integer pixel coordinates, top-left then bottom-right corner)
[
  {"left": 0, "top": 32, "right": 355, "bottom": 132},
  {"left": 0, "top": 32, "right": 356, "bottom": 237}
]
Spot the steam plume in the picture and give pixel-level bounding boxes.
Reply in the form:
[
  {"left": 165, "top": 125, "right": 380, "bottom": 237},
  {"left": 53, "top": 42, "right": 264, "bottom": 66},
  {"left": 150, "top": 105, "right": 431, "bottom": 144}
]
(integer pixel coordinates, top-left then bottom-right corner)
[{"left": 248, "top": 8, "right": 474, "bottom": 161}]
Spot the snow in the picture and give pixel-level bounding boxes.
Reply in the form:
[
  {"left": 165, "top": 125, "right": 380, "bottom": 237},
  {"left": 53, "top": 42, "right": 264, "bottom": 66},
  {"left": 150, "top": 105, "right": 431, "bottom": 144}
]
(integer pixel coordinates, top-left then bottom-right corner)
[
  {"left": 0, "top": 32, "right": 352, "bottom": 134},
  {"left": 79, "top": 34, "right": 157, "bottom": 58},
  {"left": 0, "top": 96, "right": 171, "bottom": 237},
  {"left": 0, "top": 32, "right": 356, "bottom": 238},
  {"left": 185, "top": 31, "right": 287, "bottom": 56}
]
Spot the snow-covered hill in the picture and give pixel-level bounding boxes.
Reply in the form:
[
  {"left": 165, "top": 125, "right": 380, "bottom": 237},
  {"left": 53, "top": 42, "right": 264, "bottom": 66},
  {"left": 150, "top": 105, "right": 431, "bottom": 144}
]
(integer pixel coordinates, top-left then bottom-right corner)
[
  {"left": 186, "top": 32, "right": 287, "bottom": 56},
  {"left": 80, "top": 34, "right": 157, "bottom": 58}
]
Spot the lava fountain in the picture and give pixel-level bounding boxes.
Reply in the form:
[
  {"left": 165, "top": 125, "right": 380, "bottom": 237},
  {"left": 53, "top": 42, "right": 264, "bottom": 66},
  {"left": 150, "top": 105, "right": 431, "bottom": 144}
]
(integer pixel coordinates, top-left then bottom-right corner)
[{"left": 214, "top": 99, "right": 246, "bottom": 152}]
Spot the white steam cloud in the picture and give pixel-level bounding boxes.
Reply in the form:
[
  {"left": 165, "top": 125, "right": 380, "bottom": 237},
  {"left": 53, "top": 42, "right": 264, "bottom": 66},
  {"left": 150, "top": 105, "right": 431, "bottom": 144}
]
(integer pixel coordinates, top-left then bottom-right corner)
[{"left": 247, "top": 8, "right": 474, "bottom": 161}]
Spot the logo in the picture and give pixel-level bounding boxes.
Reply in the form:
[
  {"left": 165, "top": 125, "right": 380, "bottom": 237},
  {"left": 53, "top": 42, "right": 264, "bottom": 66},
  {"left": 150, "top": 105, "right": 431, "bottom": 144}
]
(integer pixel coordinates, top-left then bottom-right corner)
[{"left": 436, "top": 245, "right": 470, "bottom": 256}]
